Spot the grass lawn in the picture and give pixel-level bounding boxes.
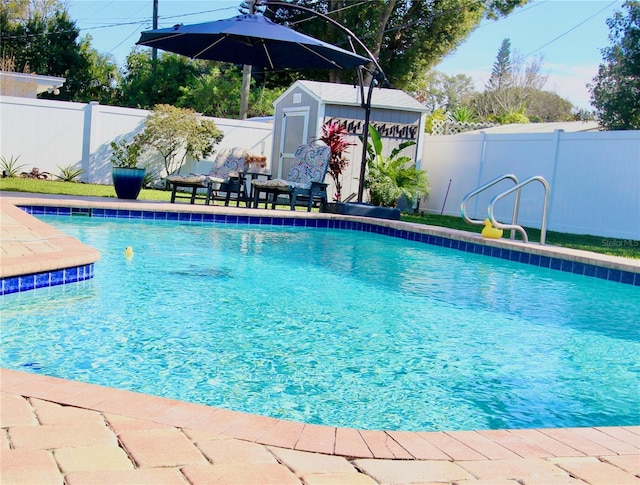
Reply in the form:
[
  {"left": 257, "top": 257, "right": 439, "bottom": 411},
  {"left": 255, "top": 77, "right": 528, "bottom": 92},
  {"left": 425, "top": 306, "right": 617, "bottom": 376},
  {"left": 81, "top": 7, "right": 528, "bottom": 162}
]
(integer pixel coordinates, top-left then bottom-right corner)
[{"left": 2, "top": 177, "right": 639, "bottom": 259}]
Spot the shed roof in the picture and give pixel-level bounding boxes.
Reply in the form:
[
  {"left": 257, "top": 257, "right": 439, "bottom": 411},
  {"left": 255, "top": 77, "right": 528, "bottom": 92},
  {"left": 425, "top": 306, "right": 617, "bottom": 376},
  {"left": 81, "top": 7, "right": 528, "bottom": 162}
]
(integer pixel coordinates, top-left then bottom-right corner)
[{"left": 287, "top": 80, "right": 428, "bottom": 113}]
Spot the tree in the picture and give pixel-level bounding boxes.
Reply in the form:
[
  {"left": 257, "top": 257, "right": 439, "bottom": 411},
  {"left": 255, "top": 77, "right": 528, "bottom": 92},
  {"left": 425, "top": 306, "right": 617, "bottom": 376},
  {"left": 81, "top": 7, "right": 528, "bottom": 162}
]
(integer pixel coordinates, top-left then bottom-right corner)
[
  {"left": 589, "top": 1, "right": 640, "bottom": 130},
  {"left": 486, "top": 38, "right": 512, "bottom": 91},
  {"left": 176, "top": 66, "right": 244, "bottom": 118},
  {"left": 472, "top": 38, "right": 547, "bottom": 122},
  {"left": 75, "top": 36, "right": 121, "bottom": 104},
  {"left": 268, "top": 0, "right": 529, "bottom": 88},
  {"left": 172, "top": 63, "right": 284, "bottom": 118},
  {"left": 0, "top": 0, "right": 119, "bottom": 102},
  {"left": 119, "top": 49, "right": 204, "bottom": 109},
  {"left": 524, "top": 90, "right": 574, "bottom": 122},
  {"left": 406, "top": 70, "right": 476, "bottom": 112},
  {"left": 137, "top": 104, "right": 224, "bottom": 177}
]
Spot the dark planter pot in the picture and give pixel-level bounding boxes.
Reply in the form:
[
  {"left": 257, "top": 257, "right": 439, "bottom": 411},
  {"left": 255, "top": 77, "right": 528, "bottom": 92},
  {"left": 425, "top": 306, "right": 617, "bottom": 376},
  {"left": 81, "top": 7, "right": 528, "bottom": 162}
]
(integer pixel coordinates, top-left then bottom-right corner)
[
  {"left": 112, "top": 167, "right": 146, "bottom": 200},
  {"left": 322, "top": 202, "right": 401, "bottom": 220}
]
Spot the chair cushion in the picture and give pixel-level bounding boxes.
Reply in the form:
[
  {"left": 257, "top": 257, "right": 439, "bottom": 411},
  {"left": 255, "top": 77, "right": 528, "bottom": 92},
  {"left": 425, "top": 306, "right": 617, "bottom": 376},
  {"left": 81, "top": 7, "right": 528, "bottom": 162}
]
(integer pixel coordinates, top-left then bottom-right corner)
[
  {"left": 252, "top": 178, "right": 310, "bottom": 190},
  {"left": 167, "top": 174, "right": 207, "bottom": 184},
  {"left": 252, "top": 178, "right": 289, "bottom": 188}
]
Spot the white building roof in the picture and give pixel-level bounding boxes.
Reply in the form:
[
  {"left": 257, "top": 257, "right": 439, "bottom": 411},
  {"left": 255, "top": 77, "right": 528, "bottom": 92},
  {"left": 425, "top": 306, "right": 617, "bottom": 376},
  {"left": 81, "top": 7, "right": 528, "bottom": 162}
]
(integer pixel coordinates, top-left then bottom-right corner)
[
  {"left": 0, "top": 71, "right": 65, "bottom": 98},
  {"left": 289, "top": 80, "right": 428, "bottom": 113}
]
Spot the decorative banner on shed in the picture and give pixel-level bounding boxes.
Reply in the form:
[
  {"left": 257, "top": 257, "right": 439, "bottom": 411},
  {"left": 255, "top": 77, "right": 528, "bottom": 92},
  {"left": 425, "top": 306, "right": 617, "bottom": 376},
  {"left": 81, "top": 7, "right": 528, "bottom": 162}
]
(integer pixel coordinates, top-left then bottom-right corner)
[{"left": 325, "top": 117, "right": 419, "bottom": 140}]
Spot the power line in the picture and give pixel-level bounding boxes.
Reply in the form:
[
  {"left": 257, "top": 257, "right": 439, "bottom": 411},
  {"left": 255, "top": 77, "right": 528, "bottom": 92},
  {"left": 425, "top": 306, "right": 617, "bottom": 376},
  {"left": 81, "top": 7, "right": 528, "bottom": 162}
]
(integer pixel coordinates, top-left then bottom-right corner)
[{"left": 525, "top": 0, "right": 618, "bottom": 57}]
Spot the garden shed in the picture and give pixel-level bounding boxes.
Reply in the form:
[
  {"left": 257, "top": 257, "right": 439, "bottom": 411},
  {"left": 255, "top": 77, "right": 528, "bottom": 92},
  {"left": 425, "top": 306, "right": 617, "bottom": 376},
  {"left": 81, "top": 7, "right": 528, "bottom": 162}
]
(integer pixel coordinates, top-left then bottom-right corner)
[{"left": 271, "top": 80, "right": 429, "bottom": 202}]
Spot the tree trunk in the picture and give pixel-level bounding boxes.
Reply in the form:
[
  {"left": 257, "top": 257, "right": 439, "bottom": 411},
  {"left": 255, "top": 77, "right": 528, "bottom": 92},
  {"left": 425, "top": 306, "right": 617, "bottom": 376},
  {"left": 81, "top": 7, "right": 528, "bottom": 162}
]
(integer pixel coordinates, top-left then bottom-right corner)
[
  {"left": 239, "top": 64, "right": 251, "bottom": 119},
  {"left": 366, "top": 0, "right": 396, "bottom": 85}
]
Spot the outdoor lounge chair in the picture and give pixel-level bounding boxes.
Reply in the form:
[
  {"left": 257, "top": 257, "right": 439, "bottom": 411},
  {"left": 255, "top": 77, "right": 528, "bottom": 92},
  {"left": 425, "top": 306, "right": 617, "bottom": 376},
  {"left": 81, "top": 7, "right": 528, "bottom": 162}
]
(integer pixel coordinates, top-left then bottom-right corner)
[
  {"left": 167, "top": 147, "right": 250, "bottom": 206},
  {"left": 251, "top": 143, "right": 330, "bottom": 211}
]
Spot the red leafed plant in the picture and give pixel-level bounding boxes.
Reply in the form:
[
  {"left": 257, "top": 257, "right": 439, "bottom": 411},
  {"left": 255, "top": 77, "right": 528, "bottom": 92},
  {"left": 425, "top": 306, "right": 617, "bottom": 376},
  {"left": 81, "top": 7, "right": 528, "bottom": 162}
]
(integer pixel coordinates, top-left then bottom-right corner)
[{"left": 320, "top": 121, "right": 354, "bottom": 202}]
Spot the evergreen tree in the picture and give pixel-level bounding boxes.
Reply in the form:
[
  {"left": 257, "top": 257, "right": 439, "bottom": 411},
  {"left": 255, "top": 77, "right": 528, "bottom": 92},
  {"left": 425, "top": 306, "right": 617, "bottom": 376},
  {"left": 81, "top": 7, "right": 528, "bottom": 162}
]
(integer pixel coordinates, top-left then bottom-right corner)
[{"left": 486, "top": 38, "right": 512, "bottom": 91}]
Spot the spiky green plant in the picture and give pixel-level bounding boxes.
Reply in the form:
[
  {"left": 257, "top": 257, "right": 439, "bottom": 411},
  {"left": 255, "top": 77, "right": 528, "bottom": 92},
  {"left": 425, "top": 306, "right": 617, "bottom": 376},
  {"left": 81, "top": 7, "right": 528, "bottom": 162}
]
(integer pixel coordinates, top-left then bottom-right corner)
[
  {"left": 448, "top": 105, "right": 478, "bottom": 123},
  {"left": 56, "top": 164, "right": 84, "bottom": 182},
  {"left": 364, "top": 125, "right": 430, "bottom": 208},
  {"left": 0, "top": 154, "right": 27, "bottom": 177}
]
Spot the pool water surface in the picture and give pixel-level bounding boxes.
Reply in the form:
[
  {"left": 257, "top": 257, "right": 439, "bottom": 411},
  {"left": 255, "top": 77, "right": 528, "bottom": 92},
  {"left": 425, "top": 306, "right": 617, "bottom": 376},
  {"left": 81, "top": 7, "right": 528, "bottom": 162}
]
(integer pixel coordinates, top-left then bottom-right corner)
[{"left": 2, "top": 216, "right": 639, "bottom": 432}]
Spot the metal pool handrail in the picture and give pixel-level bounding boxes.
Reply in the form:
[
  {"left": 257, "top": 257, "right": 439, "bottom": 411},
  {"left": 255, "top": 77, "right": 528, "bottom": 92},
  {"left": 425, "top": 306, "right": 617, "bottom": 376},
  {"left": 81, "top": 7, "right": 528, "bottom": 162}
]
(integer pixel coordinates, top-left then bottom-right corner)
[
  {"left": 488, "top": 175, "right": 550, "bottom": 245},
  {"left": 460, "top": 174, "right": 521, "bottom": 240}
]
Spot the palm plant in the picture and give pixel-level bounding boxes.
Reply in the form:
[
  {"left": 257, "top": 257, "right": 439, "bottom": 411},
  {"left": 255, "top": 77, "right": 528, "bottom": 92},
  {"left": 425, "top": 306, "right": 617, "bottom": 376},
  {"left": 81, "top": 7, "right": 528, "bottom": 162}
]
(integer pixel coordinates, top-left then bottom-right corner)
[{"left": 364, "top": 125, "right": 429, "bottom": 208}]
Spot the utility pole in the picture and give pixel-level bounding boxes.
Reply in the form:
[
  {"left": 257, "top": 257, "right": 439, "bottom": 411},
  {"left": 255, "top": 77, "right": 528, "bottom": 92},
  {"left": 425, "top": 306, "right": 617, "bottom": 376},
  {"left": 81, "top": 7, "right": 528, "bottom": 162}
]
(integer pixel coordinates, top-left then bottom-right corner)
[
  {"left": 152, "top": 0, "right": 159, "bottom": 62},
  {"left": 239, "top": 0, "right": 256, "bottom": 119}
]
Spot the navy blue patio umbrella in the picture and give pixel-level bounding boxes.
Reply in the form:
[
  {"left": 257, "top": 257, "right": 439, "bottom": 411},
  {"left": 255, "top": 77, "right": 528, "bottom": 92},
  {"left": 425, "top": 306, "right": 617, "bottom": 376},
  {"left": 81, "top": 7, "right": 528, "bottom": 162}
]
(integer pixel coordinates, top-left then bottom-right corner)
[{"left": 136, "top": 13, "right": 370, "bottom": 71}]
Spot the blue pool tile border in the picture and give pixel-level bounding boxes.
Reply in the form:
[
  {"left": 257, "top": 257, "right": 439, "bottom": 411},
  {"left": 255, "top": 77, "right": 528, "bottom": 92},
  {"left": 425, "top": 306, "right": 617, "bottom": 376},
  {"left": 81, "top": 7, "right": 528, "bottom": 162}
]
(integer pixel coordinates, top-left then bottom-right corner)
[
  {"left": 1, "top": 264, "right": 94, "bottom": 296},
  {"left": 12, "top": 205, "right": 640, "bottom": 289}
]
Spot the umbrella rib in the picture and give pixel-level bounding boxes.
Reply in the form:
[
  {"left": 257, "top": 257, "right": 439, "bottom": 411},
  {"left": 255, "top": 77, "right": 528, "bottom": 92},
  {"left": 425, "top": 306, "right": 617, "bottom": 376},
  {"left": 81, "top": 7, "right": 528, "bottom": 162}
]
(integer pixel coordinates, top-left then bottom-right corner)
[
  {"left": 298, "top": 43, "right": 342, "bottom": 69},
  {"left": 261, "top": 42, "right": 275, "bottom": 70},
  {"left": 139, "top": 32, "right": 184, "bottom": 46},
  {"left": 195, "top": 35, "right": 228, "bottom": 59}
]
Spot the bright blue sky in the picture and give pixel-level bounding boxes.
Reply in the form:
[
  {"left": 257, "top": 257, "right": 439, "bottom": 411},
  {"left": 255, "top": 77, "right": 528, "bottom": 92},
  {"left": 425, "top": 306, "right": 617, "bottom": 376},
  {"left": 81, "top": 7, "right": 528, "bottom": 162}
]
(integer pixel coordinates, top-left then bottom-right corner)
[{"left": 68, "top": 0, "right": 623, "bottom": 110}]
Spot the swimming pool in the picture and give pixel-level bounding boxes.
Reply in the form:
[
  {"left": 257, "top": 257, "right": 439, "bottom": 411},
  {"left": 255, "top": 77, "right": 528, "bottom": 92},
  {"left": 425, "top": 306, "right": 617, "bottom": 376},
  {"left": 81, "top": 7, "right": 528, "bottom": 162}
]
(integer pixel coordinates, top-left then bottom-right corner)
[{"left": 2, "top": 215, "right": 639, "bottom": 432}]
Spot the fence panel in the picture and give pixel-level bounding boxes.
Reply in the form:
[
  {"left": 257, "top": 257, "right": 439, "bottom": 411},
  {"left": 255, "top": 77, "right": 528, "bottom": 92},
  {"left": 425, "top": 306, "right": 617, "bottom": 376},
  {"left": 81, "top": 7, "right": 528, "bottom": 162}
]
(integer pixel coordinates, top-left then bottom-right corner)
[
  {"left": 0, "top": 96, "right": 273, "bottom": 185},
  {"left": 421, "top": 129, "right": 640, "bottom": 239}
]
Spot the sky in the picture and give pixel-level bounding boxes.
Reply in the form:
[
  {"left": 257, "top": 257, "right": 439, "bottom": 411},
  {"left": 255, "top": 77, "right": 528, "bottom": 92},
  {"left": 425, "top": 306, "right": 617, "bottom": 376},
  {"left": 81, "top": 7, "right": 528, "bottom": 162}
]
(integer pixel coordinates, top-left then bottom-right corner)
[{"left": 66, "top": 0, "right": 624, "bottom": 110}]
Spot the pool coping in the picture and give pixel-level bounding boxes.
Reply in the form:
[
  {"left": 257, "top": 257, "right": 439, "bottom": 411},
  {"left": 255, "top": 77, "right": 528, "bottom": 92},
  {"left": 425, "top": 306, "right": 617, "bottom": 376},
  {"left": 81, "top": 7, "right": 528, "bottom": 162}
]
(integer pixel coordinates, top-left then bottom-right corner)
[
  {"left": 3, "top": 364, "right": 640, "bottom": 461},
  {"left": 1, "top": 192, "right": 639, "bottom": 480}
]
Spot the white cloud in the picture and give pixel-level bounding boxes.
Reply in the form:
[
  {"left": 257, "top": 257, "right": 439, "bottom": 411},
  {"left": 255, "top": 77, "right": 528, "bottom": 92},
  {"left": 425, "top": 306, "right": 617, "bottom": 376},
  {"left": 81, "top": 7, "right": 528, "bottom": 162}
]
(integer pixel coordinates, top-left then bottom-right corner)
[{"left": 542, "top": 63, "right": 600, "bottom": 110}]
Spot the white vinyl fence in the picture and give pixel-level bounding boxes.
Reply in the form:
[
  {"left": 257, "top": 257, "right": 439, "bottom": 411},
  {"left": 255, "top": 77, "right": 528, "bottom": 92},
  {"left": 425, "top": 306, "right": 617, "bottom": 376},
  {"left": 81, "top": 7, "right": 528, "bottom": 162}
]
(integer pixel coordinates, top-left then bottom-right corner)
[
  {"left": 0, "top": 96, "right": 273, "bottom": 184},
  {"left": 1, "top": 95, "right": 638, "bottom": 239},
  {"left": 421, "top": 130, "right": 640, "bottom": 240}
]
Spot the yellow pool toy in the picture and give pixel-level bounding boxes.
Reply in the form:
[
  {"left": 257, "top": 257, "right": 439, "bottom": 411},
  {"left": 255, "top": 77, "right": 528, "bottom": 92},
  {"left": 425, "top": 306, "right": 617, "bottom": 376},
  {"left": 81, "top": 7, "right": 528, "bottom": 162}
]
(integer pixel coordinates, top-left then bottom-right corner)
[
  {"left": 124, "top": 246, "right": 134, "bottom": 259},
  {"left": 481, "top": 219, "right": 503, "bottom": 239}
]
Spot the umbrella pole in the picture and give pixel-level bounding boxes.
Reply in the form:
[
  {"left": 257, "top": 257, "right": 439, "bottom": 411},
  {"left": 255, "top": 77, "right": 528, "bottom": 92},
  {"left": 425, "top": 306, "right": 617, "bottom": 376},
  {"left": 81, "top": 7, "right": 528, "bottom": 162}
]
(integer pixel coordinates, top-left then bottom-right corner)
[
  {"left": 357, "top": 70, "right": 376, "bottom": 203},
  {"left": 261, "top": 1, "right": 389, "bottom": 203}
]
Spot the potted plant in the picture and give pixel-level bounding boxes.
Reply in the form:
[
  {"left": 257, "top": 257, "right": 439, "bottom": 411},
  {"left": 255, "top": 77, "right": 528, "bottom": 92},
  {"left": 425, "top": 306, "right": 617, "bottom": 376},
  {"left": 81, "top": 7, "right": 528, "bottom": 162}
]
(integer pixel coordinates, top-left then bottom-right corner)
[{"left": 110, "top": 137, "right": 146, "bottom": 200}]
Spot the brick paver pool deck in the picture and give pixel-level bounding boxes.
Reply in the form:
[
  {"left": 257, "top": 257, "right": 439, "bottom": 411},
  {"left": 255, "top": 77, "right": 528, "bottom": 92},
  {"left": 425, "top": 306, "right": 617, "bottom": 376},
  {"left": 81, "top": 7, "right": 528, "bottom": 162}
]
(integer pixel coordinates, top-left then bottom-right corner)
[{"left": 1, "top": 193, "right": 639, "bottom": 485}]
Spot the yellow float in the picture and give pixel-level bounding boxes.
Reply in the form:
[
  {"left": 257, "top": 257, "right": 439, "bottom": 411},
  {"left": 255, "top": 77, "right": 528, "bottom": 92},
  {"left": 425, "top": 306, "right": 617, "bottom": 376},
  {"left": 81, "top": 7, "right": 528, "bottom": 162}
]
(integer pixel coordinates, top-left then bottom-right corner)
[
  {"left": 481, "top": 219, "right": 503, "bottom": 239},
  {"left": 124, "top": 246, "right": 134, "bottom": 259}
]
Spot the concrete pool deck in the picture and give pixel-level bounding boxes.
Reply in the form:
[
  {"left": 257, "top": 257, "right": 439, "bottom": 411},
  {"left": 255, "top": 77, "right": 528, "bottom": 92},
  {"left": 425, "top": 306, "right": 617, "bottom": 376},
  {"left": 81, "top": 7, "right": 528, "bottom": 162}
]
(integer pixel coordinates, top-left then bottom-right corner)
[{"left": 1, "top": 192, "right": 639, "bottom": 484}]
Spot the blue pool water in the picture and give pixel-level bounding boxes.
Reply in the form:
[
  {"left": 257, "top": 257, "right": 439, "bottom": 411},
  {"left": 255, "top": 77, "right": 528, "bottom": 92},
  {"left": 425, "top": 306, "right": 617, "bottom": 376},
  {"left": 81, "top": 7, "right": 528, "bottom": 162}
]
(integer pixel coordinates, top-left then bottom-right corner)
[{"left": 2, "top": 216, "right": 639, "bottom": 432}]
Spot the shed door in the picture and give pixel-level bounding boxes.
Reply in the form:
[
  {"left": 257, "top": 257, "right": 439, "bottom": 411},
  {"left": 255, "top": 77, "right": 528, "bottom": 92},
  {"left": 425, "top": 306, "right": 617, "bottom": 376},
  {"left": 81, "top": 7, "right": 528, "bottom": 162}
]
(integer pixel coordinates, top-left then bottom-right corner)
[{"left": 278, "top": 108, "right": 309, "bottom": 178}]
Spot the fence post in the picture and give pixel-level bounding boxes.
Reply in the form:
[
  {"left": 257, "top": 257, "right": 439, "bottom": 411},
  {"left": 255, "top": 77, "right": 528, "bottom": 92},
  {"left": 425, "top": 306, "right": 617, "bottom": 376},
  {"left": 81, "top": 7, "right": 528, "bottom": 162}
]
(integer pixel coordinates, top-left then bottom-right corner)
[
  {"left": 82, "top": 101, "right": 100, "bottom": 184},
  {"left": 545, "top": 129, "right": 563, "bottom": 231},
  {"left": 472, "top": 131, "right": 487, "bottom": 219}
]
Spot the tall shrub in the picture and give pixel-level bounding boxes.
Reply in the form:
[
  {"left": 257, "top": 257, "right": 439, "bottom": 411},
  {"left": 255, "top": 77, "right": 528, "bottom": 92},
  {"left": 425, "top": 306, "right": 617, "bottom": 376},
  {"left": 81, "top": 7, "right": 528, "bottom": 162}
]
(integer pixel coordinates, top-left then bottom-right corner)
[
  {"left": 138, "top": 104, "right": 224, "bottom": 176},
  {"left": 319, "top": 122, "right": 353, "bottom": 202}
]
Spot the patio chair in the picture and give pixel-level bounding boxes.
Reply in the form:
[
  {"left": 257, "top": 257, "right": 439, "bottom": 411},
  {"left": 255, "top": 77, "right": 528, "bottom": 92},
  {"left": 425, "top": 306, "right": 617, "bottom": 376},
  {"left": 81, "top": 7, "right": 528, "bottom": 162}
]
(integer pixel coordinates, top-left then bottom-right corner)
[
  {"left": 251, "top": 143, "right": 330, "bottom": 211},
  {"left": 167, "top": 147, "right": 250, "bottom": 206}
]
